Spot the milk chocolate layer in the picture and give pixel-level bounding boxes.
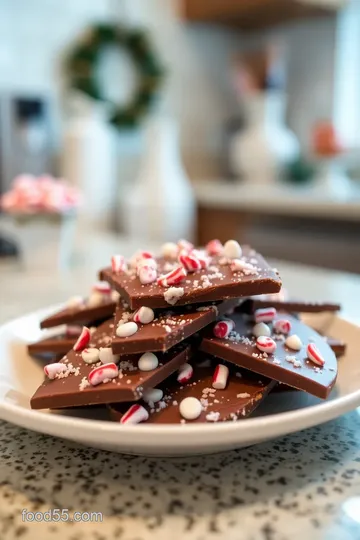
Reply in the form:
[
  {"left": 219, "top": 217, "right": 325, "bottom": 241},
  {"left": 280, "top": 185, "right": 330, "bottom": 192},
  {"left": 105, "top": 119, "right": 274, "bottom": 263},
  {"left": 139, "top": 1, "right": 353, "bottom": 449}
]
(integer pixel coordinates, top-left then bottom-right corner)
[
  {"left": 325, "top": 337, "right": 346, "bottom": 357},
  {"left": 40, "top": 299, "right": 116, "bottom": 329},
  {"left": 241, "top": 298, "right": 341, "bottom": 314},
  {"left": 100, "top": 245, "right": 281, "bottom": 310},
  {"left": 31, "top": 319, "right": 192, "bottom": 410},
  {"left": 200, "top": 313, "right": 337, "bottom": 398},
  {"left": 111, "top": 298, "right": 240, "bottom": 355},
  {"left": 109, "top": 356, "right": 276, "bottom": 424},
  {"left": 28, "top": 334, "right": 76, "bottom": 356}
]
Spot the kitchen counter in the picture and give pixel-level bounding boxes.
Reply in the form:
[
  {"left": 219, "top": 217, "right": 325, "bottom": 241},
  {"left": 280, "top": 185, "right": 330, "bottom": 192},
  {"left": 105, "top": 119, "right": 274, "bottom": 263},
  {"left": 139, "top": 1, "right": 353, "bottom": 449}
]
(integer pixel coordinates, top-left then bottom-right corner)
[{"left": 0, "top": 232, "right": 360, "bottom": 540}]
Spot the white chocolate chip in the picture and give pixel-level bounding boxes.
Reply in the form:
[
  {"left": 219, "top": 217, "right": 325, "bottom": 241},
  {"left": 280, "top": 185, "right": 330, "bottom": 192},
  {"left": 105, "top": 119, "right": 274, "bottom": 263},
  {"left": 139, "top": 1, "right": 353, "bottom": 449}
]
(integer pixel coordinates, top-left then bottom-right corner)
[
  {"left": 285, "top": 334, "right": 303, "bottom": 351},
  {"left": 253, "top": 322, "right": 271, "bottom": 338},
  {"left": 87, "top": 291, "right": 104, "bottom": 308},
  {"left": 99, "top": 347, "right": 120, "bottom": 364},
  {"left": 138, "top": 352, "right": 159, "bottom": 371},
  {"left": 111, "top": 290, "right": 121, "bottom": 302},
  {"left": 161, "top": 242, "right": 179, "bottom": 259},
  {"left": 116, "top": 321, "right": 138, "bottom": 338},
  {"left": 223, "top": 240, "right": 242, "bottom": 260},
  {"left": 81, "top": 348, "right": 100, "bottom": 364},
  {"left": 179, "top": 397, "right": 202, "bottom": 420},
  {"left": 66, "top": 295, "right": 83, "bottom": 309},
  {"left": 142, "top": 388, "right": 163, "bottom": 404}
]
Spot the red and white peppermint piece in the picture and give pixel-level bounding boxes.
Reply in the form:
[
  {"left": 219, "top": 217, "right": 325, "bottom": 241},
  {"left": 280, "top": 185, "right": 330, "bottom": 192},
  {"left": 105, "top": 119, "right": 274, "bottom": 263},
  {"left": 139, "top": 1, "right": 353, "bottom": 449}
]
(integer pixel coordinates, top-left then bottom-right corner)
[
  {"left": 212, "top": 364, "right": 229, "bottom": 390},
  {"left": 88, "top": 362, "right": 119, "bottom": 386},
  {"left": 139, "top": 265, "right": 157, "bottom": 285},
  {"left": 177, "top": 239, "right": 194, "bottom": 252},
  {"left": 120, "top": 404, "right": 149, "bottom": 424},
  {"left": 254, "top": 307, "right": 277, "bottom": 323},
  {"left": 44, "top": 363, "right": 67, "bottom": 379},
  {"left": 65, "top": 325, "right": 83, "bottom": 337},
  {"left": 230, "top": 259, "right": 256, "bottom": 273},
  {"left": 137, "top": 257, "right": 157, "bottom": 272},
  {"left": 111, "top": 254, "right": 126, "bottom": 273},
  {"left": 256, "top": 336, "right": 277, "bottom": 353},
  {"left": 274, "top": 319, "right": 292, "bottom": 335},
  {"left": 130, "top": 250, "right": 154, "bottom": 268},
  {"left": 179, "top": 253, "right": 202, "bottom": 272},
  {"left": 206, "top": 239, "right": 223, "bottom": 256},
  {"left": 133, "top": 306, "right": 155, "bottom": 325},
  {"left": 81, "top": 348, "right": 100, "bottom": 364},
  {"left": 92, "top": 281, "right": 111, "bottom": 294},
  {"left": 116, "top": 321, "right": 138, "bottom": 338},
  {"left": 139, "top": 251, "right": 153, "bottom": 260},
  {"left": 307, "top": 343, "right": 325, "bottom": 367},
  {"left": 73, "top": 326, "right": 91, "bottom": 351},
  {"left": 213, "top": 319, "right": 235, "bottom": 339},
  {"left": 177, "top": 363, "right": 194, "bottom": 383},
  {"left": 157, "top": 266, "right": 187, "bottom": 287},
  {"left": 196, "top": 254, "right": 211, "bottom": 269}
]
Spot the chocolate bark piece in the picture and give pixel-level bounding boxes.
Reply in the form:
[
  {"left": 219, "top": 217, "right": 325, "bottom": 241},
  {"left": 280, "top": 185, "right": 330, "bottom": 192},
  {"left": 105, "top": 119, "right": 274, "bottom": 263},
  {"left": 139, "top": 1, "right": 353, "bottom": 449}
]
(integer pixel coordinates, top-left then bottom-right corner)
[
  {"left": 99, "top": 245, "right": 281, "bottom": 310},
  {"left": 324, "top": 337, "right": 346, "bottom": 357},
  {"left": 31, "top": 319, "right": 192, "bottom": 410},
  {"left": 108, "top": 357, "right": 276, "bottom": 424},
  {"left": 28, "top": 334, "right": 77, "bottom": 356},
  {"left": 199, "top": 313, "right": 337, "bottom": 399},
  {"left": 111, "top": 298, "right": 241, "bottom": 355},
  {"left": 240, "top": 298, "right": 341, "bottom": 314},
  {"left": 40, "top": 299, "right": 116, "bottom": 329}
]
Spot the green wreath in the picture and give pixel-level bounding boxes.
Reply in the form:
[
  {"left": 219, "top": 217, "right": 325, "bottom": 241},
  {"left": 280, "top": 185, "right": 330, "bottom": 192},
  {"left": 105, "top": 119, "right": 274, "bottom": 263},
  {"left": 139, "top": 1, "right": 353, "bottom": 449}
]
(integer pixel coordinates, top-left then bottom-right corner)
[{"left": 66, "top": 24, "right": 165, "bottom": 129}]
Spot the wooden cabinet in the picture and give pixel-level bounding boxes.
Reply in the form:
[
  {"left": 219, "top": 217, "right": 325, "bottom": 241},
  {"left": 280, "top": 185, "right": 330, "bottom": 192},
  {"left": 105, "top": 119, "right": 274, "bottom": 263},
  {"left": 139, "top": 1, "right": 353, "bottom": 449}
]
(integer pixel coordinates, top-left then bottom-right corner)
[{"left": 183, "top": 0, "right": 344, "bottom": 30}]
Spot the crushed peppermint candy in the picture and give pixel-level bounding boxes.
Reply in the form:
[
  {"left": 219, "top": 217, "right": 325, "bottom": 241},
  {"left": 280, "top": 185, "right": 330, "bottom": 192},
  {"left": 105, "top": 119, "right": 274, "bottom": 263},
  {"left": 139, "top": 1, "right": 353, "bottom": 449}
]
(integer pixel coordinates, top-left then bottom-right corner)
[
  {"left": 237, "top": 392, "right": 251, "bottom": 398},
  {"left": 79, "top": 377, "right": 90, "bottom": 391},
  {"left": 206, "top": 411, "right": 221, "bottom": 422},
  {"left": 164, "top": 287, "right": 184, "bottom": 305},
  {"left": 286, "top": 355, "right": 302, "bottom": 368}
]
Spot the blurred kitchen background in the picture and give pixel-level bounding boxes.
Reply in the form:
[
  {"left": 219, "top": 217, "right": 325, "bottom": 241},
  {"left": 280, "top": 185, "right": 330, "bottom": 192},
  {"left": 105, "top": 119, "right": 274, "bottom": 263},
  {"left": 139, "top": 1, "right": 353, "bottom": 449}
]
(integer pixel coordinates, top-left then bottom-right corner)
[{"left": 1, "top": 0, "right": 360, "bottom": 275}]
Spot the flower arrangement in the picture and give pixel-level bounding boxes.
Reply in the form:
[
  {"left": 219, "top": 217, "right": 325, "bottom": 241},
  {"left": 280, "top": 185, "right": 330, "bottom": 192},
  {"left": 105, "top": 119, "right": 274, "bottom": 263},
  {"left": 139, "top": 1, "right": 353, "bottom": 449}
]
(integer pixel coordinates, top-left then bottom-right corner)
[{"left": 0, "top": 174, "right": 81, "bottom": 214}]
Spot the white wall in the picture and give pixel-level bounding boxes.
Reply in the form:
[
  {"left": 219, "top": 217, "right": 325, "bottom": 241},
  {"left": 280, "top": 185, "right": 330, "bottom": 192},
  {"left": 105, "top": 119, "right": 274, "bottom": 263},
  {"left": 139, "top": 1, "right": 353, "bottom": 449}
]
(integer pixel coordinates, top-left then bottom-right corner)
[{"left": 0, "top": 0, "right": 339, "bottom": 177}]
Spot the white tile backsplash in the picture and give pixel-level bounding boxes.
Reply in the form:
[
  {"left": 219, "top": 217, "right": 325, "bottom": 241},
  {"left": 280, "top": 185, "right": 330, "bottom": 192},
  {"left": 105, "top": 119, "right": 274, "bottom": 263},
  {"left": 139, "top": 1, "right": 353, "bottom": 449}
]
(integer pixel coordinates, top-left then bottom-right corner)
[{"left": 0, "top": 0, "right": 340, "bottom": 176}]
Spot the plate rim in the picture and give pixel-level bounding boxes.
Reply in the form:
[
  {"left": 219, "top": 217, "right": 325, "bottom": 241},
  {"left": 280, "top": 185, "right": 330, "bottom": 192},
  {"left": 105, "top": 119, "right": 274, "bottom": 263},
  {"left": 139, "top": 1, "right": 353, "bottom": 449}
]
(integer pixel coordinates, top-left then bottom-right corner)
[{"left": 0, "top": 306, "right": 360, "bottom": 449}]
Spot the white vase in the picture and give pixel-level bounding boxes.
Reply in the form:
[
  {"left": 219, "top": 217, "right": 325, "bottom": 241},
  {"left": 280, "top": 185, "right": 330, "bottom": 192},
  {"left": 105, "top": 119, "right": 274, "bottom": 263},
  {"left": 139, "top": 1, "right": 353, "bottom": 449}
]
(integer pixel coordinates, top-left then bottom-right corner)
[
  {"left": 61, "top": 96, "right": 116, "bottom": 228},
  {"left": 230, "top": 92, "right": 299, "bottom": 185},
  {"left": 124, "top": 114, "right": 195, "bottom": 243}
]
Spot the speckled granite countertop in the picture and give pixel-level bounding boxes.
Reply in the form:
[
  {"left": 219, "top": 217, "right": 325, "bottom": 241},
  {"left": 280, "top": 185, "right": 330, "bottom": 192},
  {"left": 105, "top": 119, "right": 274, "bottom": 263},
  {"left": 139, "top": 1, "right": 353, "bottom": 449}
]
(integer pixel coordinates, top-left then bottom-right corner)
[
  {"left": 1, "top": 234, "right": 360, "bottom": 539},
  {"left": 0, "top": 414, "right": 360, "bottom": 540}
]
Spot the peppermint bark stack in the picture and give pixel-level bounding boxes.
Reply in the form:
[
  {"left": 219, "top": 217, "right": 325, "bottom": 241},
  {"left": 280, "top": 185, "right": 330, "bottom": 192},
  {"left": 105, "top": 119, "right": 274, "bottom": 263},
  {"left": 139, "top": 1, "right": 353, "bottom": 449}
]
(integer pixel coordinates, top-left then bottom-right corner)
[{"left": 30, "top": 239, "right": 340, "bottom": 425}]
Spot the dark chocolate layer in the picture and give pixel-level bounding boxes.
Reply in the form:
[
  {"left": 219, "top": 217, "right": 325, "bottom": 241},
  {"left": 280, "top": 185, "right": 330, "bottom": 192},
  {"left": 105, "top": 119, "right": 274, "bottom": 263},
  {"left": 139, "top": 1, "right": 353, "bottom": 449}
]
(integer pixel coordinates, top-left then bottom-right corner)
[
  {"left": 100, "top": 245, "right": 281, "bottom": 310},
  {"left": 199, "top": 313, "right": 337, "bottom": 399}
]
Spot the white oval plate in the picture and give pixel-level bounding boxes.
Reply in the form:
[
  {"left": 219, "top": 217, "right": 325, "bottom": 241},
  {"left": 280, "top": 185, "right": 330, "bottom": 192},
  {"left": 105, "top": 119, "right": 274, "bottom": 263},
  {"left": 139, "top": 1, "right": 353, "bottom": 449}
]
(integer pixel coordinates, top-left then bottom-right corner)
[{"left": 0, "top": 307, "right": 360, "bottom": 456}]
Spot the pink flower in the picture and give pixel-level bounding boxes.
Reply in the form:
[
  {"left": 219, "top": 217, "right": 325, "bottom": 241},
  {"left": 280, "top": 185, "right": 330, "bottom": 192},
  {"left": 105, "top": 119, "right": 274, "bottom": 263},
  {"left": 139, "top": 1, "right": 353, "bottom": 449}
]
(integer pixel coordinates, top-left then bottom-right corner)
[{"left": 0, "top": 174, "right": 81, "bottom": 214}]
